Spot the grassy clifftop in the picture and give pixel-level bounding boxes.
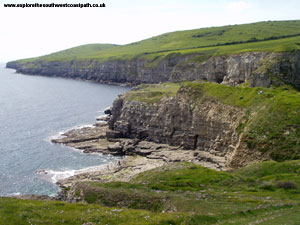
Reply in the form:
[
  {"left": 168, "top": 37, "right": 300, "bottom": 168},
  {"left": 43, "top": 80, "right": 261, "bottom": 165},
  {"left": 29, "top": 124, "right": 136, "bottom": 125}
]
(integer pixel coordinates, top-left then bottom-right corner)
[
  {"left": 35, "top": 43, "right": 118, "bottom": 60},
  {"left": 19, "top": 20, "right": 300, "bottom": 63}
]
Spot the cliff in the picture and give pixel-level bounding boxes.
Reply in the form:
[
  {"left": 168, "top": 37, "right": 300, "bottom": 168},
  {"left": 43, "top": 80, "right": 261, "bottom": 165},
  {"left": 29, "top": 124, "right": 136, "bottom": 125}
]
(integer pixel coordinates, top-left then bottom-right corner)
[
  {"left": 6, "top": 51, "right": 300, "bottom": 87},
  {"left": 107, "top": 82, "right": 300, "bottom": 168}
]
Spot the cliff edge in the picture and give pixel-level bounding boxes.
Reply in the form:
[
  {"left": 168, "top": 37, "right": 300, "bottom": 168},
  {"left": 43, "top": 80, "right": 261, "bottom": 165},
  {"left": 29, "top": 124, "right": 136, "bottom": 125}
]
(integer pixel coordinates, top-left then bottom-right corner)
[
  {"left": 6, "top": 51, "right": 300, "bottom": 88},
  {"left": 108, "top": 82, "right": 300, "bottom": 168}
]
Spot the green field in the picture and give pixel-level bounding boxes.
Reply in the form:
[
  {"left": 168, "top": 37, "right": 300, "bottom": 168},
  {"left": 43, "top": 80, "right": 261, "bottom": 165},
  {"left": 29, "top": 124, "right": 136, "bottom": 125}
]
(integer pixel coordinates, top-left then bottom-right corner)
[
  {"left": 2, "top": 161, "right": 300, "bottom": 224},
  {"left": 20, "top": 20, "right": 300, "bottom": 63}
]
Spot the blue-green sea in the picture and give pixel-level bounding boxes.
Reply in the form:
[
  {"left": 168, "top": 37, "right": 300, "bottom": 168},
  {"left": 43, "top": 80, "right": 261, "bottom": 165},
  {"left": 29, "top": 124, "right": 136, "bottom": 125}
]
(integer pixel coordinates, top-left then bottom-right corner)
[{"left": 0, "top": 63, "right": 129, "bottom": 196}]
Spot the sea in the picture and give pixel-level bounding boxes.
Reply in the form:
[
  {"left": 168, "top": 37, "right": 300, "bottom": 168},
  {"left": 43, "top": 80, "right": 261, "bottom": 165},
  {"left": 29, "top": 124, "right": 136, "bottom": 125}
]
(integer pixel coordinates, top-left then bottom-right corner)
[{"left": 0, "top": 63, "right": 129, "bottom": 196}]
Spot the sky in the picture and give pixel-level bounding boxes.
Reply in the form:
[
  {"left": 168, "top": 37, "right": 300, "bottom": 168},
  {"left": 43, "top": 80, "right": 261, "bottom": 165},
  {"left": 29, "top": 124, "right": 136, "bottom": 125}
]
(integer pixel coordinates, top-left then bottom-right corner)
[{"left": 0, "top": 0, "right": 299, "bottom": 62}]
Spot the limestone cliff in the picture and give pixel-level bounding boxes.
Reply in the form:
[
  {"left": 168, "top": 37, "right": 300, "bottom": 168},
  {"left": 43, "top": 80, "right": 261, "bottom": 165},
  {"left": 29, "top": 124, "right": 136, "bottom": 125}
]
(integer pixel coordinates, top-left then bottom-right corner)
[
  {"left": 6, "top": 51, "right": 300, "bottom": 87},
  {"left": 107, "top": 85, "right": 270, "bottom": 169}
]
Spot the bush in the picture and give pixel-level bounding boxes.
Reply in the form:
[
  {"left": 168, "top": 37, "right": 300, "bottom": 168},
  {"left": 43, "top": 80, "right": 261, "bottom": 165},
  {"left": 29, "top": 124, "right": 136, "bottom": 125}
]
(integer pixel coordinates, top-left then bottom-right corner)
[{"left": 276, "top": 182, "right": 297, "bottom": 190}]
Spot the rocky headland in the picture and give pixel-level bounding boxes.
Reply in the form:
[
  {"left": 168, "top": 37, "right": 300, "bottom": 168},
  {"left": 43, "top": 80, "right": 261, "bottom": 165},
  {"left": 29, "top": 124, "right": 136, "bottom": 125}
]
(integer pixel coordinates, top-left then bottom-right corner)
[
  {"left": 50, "top": 81, "right": 267, "bottom": 198},
  {"left": 6, "top": 51, "right": 300, "bottom": 88}
]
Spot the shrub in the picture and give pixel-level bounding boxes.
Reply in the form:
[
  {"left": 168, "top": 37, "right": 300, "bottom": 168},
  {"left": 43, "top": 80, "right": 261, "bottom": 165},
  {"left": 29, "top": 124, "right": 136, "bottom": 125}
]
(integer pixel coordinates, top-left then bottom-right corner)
[{"left": 276, "top": 182, "right": 297, "bottom": 190}]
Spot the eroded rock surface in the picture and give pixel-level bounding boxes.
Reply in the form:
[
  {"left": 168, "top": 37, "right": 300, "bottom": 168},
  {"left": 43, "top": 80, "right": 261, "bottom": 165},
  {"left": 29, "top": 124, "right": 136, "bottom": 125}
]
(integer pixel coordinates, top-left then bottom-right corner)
[
  {"left": 52, "top": 110, "right": 230, "bottom": 195},
  {"left": 7, "top": 51, "right": 300, "bottom": 87},
  {"left": 108, "top": 86, "right": 257, "bottom": 168}
]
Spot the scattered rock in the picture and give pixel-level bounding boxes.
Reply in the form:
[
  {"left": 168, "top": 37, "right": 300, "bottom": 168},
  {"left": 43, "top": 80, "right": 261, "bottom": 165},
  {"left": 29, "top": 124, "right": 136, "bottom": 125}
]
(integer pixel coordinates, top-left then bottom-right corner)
[{"left": 108, "top": 142, "right": 123, "bottom": 154}]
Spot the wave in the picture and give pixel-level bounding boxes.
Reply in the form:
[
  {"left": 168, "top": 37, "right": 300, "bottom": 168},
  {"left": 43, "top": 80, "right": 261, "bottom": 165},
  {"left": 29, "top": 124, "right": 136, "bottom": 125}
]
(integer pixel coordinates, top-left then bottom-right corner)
[
  {"left": 7, "top": 192, "right": 21, "bottom": 196},
  {"left": 41, "top": 160, "right": 119, "bottom": 183},
  {"left": 44, "top": 169, "right": 77, "bottom": 183},
  {"left": 44, "top": 123, "right": 96, "bottom": 142}
]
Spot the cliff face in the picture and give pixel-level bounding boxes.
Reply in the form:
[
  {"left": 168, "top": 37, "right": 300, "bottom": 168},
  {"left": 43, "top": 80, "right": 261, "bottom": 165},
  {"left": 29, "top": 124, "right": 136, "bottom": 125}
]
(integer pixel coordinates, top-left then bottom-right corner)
[
  {"left": 6, "top": 51, "right": 300, "bottom": 87},
  {"left": 108, "top": 86, "right": 267, "bottom": 168}
]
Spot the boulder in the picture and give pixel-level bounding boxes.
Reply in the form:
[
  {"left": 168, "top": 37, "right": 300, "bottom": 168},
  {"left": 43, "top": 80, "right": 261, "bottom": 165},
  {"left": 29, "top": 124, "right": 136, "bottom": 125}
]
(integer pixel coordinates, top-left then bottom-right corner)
[
  {"left": 107, "top": 142, "right": 123, "bottom": 154},
  {"left": 104, "top": 107, "right": 112, "bottom": 115}
]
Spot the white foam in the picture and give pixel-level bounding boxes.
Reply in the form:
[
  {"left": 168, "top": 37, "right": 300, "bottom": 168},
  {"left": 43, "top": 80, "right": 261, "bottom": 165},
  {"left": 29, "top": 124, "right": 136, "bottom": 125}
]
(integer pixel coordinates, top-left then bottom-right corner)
[
  {"left": 45, "top": 123, "right": 95, "bottom": 142},
  {"left": 8, "top": 192, "right": 21, "bottom": 196},
  {"left": 45, "top": 169, "right": 77, "bottom": 183},
  {"left": 44, "top": 161, "right": 119, "bottom": 183},
  {"left": 45, "top": 130, "right": 67, "bottom": 142},
  {"left": 73, "top": 124, "right": 95, "bottom": 129}
]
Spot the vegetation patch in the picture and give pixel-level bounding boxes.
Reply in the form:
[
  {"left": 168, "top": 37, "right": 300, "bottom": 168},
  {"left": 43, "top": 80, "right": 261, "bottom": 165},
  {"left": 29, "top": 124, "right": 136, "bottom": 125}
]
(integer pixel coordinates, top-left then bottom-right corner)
[
  {"left": 132, "top": 162, "right": 238, "bottom": 191},
  {"left": 80, "top": 182, "right": 167, "bottom": 212},
  {"left": 3, "top": 161, "right": 300, "bottom": 224},
  {"left": 126, "top": 83, "right": 180, "bottom": 104}
]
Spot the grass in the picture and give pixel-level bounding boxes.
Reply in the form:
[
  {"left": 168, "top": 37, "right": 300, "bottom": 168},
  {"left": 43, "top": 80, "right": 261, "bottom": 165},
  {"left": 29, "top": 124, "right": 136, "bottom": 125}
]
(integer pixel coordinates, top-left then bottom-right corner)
[
  {"left": 16, "top": 20, "right": 300, "bottom": 64},
  {"left": 132, "top": 163, "right": 237, "bottom": 192},
  {"left": 82, "top": 182, "right": 166, "bottom": 212},
  {"left": 4, "top": 161, "right": 300, "bottom": 224},
  {"left": 234, "top": 160, "right": 300, "bottom": 191},
  {"left": 0, "top": 197, "right": 188, "bottom": 225},
  {"left": 126, "top": 83, "right": 180, "bottom": 104},
  {"left": 79, "top": 161, "right": 300, "bottom": 223},
  {"left": 23, "top": 43, "right": 118, "bottom": 62}
]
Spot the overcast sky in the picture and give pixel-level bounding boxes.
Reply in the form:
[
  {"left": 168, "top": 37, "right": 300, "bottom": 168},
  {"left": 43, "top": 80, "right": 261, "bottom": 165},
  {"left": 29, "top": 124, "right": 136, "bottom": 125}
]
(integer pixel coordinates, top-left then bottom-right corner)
[{"left": 0, "top": 0, "right": 299, "bottom": 62}]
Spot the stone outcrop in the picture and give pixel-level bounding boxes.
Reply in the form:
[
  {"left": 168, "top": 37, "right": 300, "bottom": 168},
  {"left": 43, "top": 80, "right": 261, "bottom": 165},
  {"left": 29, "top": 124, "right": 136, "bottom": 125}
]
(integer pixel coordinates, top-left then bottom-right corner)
[
  {"left": 52, "top": 83, "right": 269, "bottom": 169},
  {"left": 52, "top": 122, "right": 225, "bottom": 170},
  {"left": 109, "top": 87, "right": 242, "bottom": 150},
  {"left": 51, "top": 107, "right": 231, "bottom": 195},
  {"left": 6, "top": 51, "right": 300, "bottom": 87},
  {"left": 108, "top": 86, "right": 267, "bottom": 168}
]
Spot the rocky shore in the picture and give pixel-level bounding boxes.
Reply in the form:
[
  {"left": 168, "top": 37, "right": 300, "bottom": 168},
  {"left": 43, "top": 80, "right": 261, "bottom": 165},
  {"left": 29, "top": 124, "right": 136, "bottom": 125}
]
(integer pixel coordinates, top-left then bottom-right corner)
[{"left": 51, "top": 112, "right": 227, "bottom": 193}]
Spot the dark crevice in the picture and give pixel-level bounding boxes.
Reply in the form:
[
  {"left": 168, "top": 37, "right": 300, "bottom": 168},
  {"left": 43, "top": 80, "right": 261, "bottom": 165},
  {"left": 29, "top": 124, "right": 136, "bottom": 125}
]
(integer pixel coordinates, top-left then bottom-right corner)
[{"left": 194, "top": 135, "right": 199, "bottom": 149}]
